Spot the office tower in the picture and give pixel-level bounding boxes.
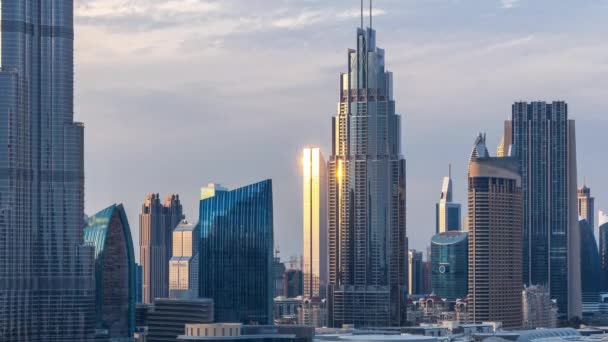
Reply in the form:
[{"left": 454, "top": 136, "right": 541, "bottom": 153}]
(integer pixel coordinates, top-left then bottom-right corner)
[
  {"left": 273, "top": 254, "right": 287, "bottom": 297},
  {"left": 579, "top": 218, "right": 601, "bottom": 304},
  {"left": 431, "top": 232, "right": 468, "bottom": 301},
  {"left": 510, "top": 101, "right": 581, "bottom": 318},
  {"left": 199, "top": 180, "right": 273, "bottom": 324},
  {"left": 146, "top": 298, "right": 214, "bottom": 342},
  {"left": 422, "top": 260, "right": 432, "bottom": 295},
  {"left": 600, "top": 211, "right": 608, "bottom": 291},
  {"left": 578, "top": 185, "right": 595, "bottom": 228},
  {"left": 497, "top": 120, "right": 513, "bottom": 157},
  {"left": 140, "top": 193, "right": 183, "bottom": 304},
  {"left": 408, "top": 250, "right": 424, "bottom": 295},
  {"left": 303, "top": 147, "right": 328, "bottom": 299},
  {"left": 84, "top": 204, "right": 136, "bottom": 339},
  {"left": 435, "top": 166, "right": 462, "bottom": 233},
  {"left": 0, "top": 1, "right": 95, "bottom": 340},
  {"left": 284, "top": 269, "right": 304, "bottom": 298},
  {"left": 169, "top": 220, "right": 200, "bottom": 299},
  {"left": 327, "top": 11, "right": 407, "bottom": 328},
  {"left": 299, "top": 298, "right": 328, "bottom": 328},
  {"left": 467, "top": 134, "right": 522, "bottom": 328},
  {"left": 522, "top": 285, "right": 558, "bottom": 329},
  {"left": 136, "top": 264, "right": 143, "bottom": 303}
]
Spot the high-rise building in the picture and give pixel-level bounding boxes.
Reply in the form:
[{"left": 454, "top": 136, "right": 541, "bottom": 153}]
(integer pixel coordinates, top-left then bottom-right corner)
[
  {"left": 578, "top": 185, "right": 595, "bottom": 228},
  {"left": 497, "top": 120, "right": 513, "bottom": 157},
  {"left": 522, "top": 285, "right": 557, "bottom": 329},
  {"left": 327, "top": 12, "right": 407, "bottom": 328},
  {"left": 284, "top": 269, "right": 304, "bottom": 298},
  {"left": 303, "top": 147, "right": 328, "bottom": 299},
  {"left": 136, "top": 264, "right": 143, "bottom": 304},
  {"left": 509, "top": 101, "right": 581, "bottom": 318},
  {"left": 408, "top": 250, "right": 424, "bottom": 295},
  {"left": 600, "top": 211, "right": 608, "bottom": 292},
  {"left": 140, "top": 193, "right": 183, "bottom": 304},
  {"left": 145, "top": 298, "right": 214, "bottom": 342},
  {"left": 0, "top": 1, "right": 96, "bottom": 339},
  {"left": 199, "top": 180, "right": 274, "bottom": 324},
  {"left": 467, "top": 134, "right": 522, "bottom": 328},
  {"left": 169, "top": 220, "right": 200, "bottom": 299},
  {"left": 84, "top": 204, "right": 136, "bottom": 340},
  {"left": 431, "top": 232, "right": 468, "bottom": 301},
  {"left": 579, "top": 218, "right": 601, "bottom": 304},
  {"left": 436, "top": 166, "right": 462, "bottom": 233},
  {"left": 273, "top": 254, "right": 287, "bottom": 297}
]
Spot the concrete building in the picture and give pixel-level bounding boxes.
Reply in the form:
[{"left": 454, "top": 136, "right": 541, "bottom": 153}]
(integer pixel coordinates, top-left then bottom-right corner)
[
  {"left": 299, "top": 297, "right": 328, "bottom": 328},
  {"left": 522, "top": 285, "right": 558, "bottom": 329},
  {"left": 467, "top": 134, "right": 523, "bottom": 328},
  {"left": 169, "top": 220, "right": 199, "bottom": 299},
  {"left": 509, "top": 101, "right": 581, "bottom": 319},
  {"left": 303, "top": 147, "right": 328, "bottom": 299},
  {"left": 327, "top": 9, "right": 407, "bottom": 327},
  {"left": 274, "top": 297, "right": 302, "bottom": 324}
]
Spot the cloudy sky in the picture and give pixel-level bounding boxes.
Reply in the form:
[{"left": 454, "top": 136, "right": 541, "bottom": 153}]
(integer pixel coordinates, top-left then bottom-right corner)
[{"left": 75, "top": 0, "right": 608, "bottom": 262}]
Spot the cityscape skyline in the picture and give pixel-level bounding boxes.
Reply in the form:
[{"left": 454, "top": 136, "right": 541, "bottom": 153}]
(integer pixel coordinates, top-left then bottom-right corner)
[{"left": 78, "top": 0, "right": 608, "bottom": 261}]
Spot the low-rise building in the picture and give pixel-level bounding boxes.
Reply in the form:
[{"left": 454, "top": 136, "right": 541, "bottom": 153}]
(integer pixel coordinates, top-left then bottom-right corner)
[{"left": 178, "top": 324, "right": 313, "bottom": 341}]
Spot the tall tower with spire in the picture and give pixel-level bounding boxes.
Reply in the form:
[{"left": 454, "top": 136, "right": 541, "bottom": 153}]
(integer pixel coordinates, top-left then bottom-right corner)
[
  {"left": 436, "top": 164, "right": 462, "bottom": 233},
  {"left": 578, "top": 182, "right": 594, "bottom": 228},
  {"left": 327, "top": 1, "right": 407, "bottom": 327}
]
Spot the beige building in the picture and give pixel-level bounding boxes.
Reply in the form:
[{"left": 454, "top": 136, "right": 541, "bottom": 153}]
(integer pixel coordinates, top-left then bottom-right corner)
[
  {"left": 169, "top": 220, "right": 199, "bottom": 299},
  {"left": 578, "top": 184, "right": 595, "bottom": 228},
  {"left": 302, "top": 147, "right": 328, "bottom": 299},
  {"left": 467, "top": 134, "right": 523, "bottom": 328},
  {"left": 522, "top": 285, "right": 558, "bottom": 329}
]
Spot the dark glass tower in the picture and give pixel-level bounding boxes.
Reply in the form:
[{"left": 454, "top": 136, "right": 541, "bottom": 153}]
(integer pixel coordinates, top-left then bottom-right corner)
[
  {"left": 600, "top": 211, "right": 608, "bottom": 292},
  {"left": 327, "top": 18, "right": 407, "bottom": 327},
  {"left": 510, "top": 101, "right": 581, "bottom": 318},
  {"left": 0, "top": 1, "right": 95, "bottom": 340},
  {"left": 199, "top": 180, "right": 273, "bottom": 324},
  {"left": 431, "top": 232, "right": 468, "bottom": 301},
  {"left": 84, "top": 204, "right": 136, "bottom": 339},
  {"left": 579, "top": 218, "right": 600, "bottom": 304}
]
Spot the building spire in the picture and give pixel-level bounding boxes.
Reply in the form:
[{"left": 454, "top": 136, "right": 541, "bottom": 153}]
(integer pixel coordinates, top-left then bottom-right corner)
[
  {"left": 370, "top": 0, "right": 373, "bottom": 29},
  {"left": 449, "top": 163, "right": 452, "bottom": 178},
  {"left": 361, "top": 0, "right": 364, "bottom": 30}
]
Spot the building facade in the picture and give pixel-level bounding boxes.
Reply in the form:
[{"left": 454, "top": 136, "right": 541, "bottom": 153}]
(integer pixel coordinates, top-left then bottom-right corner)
[
  {"left": 140, "top": 193, "right": 184, "bottom": 304},
  {"left": 327, "top": 20, "right": 407, "bottom": 328},
  {"left": 409, "top": 250, "right": 424, "bottom": 295},
  {"left": 84, "top": 204, "right": 136, "bottom": 340},
  {"left": 467, "top": 134, "right": 523, "bottom": 328},
  {"left": 146, "top": 298, "right": 214, "bottom": 342},
  {"left": 169, "top": 220, "right": 200, "bottom": 299},
  {"left": 199, "top": 180, "right": 274, "bottom": 324},
  {"left": 509, "top": 101, "right": 581, "bottom": 318},
  {"left": 274, "top": 254, "right": 287, "bottom": 298},
  {"left": 600, "top": 211, "right": 608, "bottom": 292},
  {"left": 436, "top": 167, "right": 462, "bottom": 233},
  {"left": 284, "top": 269, "right": 304, "bottom": 299},
  {"left": 578, "top": 185, "right": 595, "bottom": 228},
  {"left": 303, "top": 147, "right": 328, "bottom": 299},
  {"left": 431, "top": 232, "right": 468, "bottom": 301},
  {"left": 522, "top": 285, "right": 558, "bottom": 329},
  {"left": 0, "top": 1, "right": 96, "bottom": 340},
  {"left": 579, "top": 218, "right": 601, "bottom": 304}
]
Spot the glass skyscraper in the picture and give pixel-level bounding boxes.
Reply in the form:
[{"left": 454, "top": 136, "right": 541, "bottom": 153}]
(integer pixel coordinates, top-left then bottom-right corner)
[
  {"left": 327, "top": 18, "right": 407, "bottom": 328},
  {"left": 302, "top": 147, "right": 328, "bottom": 299},
  {"left": 436, "top": 166, "right": 461, "bottom": 233},
  {"left": 169, "top": 220, "right": 199, "bottom": 299},
  {"left": 199, "top": 180, "right": 274, "bottom": 324},
  {"left": 509, "top": 101, "right": 581, "bottom": 319},
  {"left": 431, "top": 232, "right": 468, "bottom": 301},
  {"left": 0, "top": 1, "right": 95, "bottom": 340},
  {"left": 579, "top": 218, "right": 600, "bottom": 304},
  {"left": 600, "top": 211, "right": 608, "bottom": 292},
  {"left": 84, "top": 204, "right": 136, "bottom": 340},
  {"left": 408, "top": 250, "right": 424, "bottom": 295}
]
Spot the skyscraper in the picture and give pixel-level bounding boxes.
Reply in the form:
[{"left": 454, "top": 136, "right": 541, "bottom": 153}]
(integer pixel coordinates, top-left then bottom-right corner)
[
  {"left": 303, "top": 147, "right": 328, "bottom": 299},
  {"left": 140, "top": 193, "right": 183, "bottom": 304},
  {"left": 431, "top": 232, "right": 468, "bottom": 301},
  {"left": 578, "top": 185, "right": 595, "bottom": 228},
  {"left": 509, "top": 101, "right": 581, "bottom": 318},
  {"left": 579, "top": 218, "right": 600, "bottom": 304},
  {"left": 600, "top": 211, "right": 608, "bottom": 292},
  {"left": 467, "top": 134, "right": 523, "bottom": 328},
  {"left": 84, "top": 204, "right": 136, "bottom": 340},
  {"left": 199, "top": 180, "right": 274, "bottom": 324},
  {"left": 169, "top": 220, "right": 199, "bottom": 299},
  {"left": 408, "top": 250, "right": 424, "bottom": 295},
  {"left": 327, "top": 11, "right": 407, "bottom": 328},
  {"left": 436, "top": 166, "right": 462, "bottom": 233},
  {"left": 0, "top": 1, "right": 95, "bottom": 340}
]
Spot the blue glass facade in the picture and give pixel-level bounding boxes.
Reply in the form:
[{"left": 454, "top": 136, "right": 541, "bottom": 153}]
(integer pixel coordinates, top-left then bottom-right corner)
[
  {"left": 431, "top": 232, "right": 468, "bottom": 301},
  {"left": 579, "top": 218, "right": 600, "bottom": 304},
  {"left": 600, "top": 213, "right": 608, "bottom": 292},
  {"left": 199, "top": 180, "right": 274, "bottom": 324},
  {"left": 84, "top": 204, "right": 136, "bottom": 339},
  {"left": 511, "top": 101, "right": 580, "bottom": 318},
  {"left": 0, "top": 1, "right": 95, "bottom": 340}
]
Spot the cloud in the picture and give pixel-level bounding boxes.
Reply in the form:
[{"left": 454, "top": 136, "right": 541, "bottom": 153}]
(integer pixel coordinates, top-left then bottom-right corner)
[
  {"left": 501, "top": 0, "right": 521, "bottom": 9},
  {"left": 76, "top": 0, "right": 223, "bottom": 19}
]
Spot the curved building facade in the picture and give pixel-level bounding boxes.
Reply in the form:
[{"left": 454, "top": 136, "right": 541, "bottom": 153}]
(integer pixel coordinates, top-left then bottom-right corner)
[
  {"left": 579, "top": 218, "right": 600, "bottom": 304},
  {"left": 431, "top": 232, "right": 468, "bottom": 301},
  {"left": 199, "top": 180, "right": 274, "bottom": 324},
  {"left": 84, "top": 204, "right": 136, "bottom": 339}
]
